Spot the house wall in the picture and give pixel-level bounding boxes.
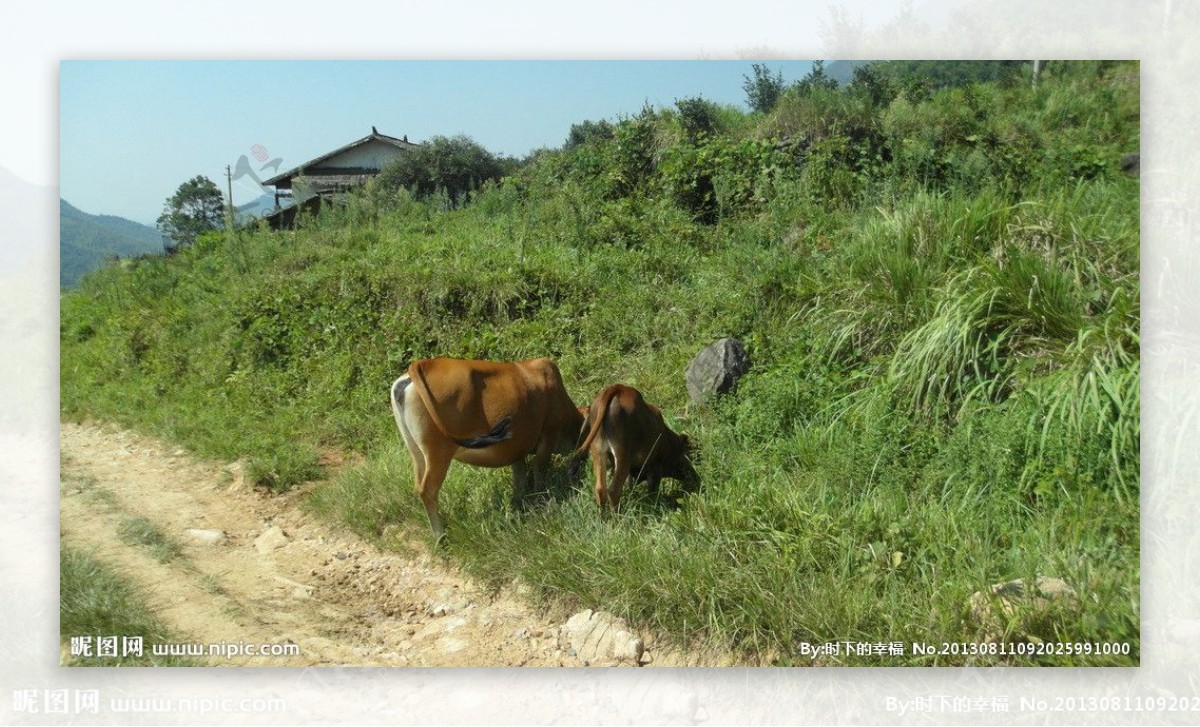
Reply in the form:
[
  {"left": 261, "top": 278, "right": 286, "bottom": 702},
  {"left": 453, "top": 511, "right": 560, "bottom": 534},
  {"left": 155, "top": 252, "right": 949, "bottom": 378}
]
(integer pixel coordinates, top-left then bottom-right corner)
[{"left": 323, "top": 139, "right": 409, "bottom": 171}]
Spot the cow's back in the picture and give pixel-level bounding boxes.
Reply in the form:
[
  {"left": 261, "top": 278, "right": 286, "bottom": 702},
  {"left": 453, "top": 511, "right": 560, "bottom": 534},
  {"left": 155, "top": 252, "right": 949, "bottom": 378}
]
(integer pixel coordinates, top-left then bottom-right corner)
[
  {"left": 410, "top": 358, "right": 522, "bottom": 429},
  {"left": 606, "top": 386, "right": 667, "bottom": 463}
]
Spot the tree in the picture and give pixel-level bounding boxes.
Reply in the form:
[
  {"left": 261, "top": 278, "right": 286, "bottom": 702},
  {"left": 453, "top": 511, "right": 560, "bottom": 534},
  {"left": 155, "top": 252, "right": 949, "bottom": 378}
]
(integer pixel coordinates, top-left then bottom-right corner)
[
  {"left": 884, "top": 60, "right": 1026, "bottom": 92},
  {"left": 565, "top": 119, "right": 615, "bottom": 149},
  {"left": 742, "top": 63, "right": 785, "bottom": 114},
  {"left": 793, "top": 60, "right": 839, "bottom": 96},
  {"left": 156, "top": 175, "right": 225, "bottom": 253},
  {"left": 374, "top": 135, "right": 510, "bottom": 205},
  {"left": 850, "top": 62, "right": 897, "bottom": 107},
  {"left": 674, "top": 96, "right": 721, "bottom": 139}
]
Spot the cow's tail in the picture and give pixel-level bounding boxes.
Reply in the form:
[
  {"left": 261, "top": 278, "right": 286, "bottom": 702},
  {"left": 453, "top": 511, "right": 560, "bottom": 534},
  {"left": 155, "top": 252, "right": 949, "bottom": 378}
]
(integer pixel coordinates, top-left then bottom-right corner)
[
  {"left": 574, "top": 386, "right": 620, "bottom": 457},
  {"left": 407, "top": 360, "right": 514, "bottom": 449}
]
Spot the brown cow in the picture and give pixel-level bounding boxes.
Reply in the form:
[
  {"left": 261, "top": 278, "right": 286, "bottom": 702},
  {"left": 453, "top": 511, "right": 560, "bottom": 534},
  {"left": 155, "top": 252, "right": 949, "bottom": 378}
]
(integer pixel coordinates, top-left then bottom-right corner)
[
  {"left": 390, "top": 357, "right": 584, "bottom": 538},
  {"left": 576, "top": 384, "right": 699, "bottom": 511}
]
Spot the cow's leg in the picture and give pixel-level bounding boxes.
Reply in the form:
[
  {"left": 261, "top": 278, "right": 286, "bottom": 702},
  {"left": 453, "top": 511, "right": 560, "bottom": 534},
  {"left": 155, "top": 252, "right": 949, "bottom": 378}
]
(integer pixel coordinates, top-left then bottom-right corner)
[
  {"left": 530, "top": 436, "right": 556, "bottom": 499},
  {"left": 609, "top": 449, "right": 631, "bottom": 512},
  {"left": 592, "top": 449, "right": 610, "bottom": 510},
  {"left": 646, "top": 474, "right": 662, "bottom": 498},
  {"left": 388, "top": 376, "right": 432, "bottom": 484},
  {"left": 416, "top": 444, "right": 455, "bottom": 540},
  {"left": 395, "top": 413, "right": 427, "bottom": 491},
  {"left": 391, "top": 377, "right": 420, "bottom": 462},
  {"left": 407, "top": 449, "right": 427, "bottom": 499},
  {"left": 511, "top": 456, "right": 531, "bottom": 511}
]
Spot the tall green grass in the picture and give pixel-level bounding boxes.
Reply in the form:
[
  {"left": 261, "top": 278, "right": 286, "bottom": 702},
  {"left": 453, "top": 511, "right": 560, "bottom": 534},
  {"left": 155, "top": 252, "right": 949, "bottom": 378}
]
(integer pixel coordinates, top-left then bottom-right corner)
[
  {"left": 117, "top": 517, "right": 184, "bottom": 563},
  {"left": 60, "top": 545, "right": 200, "bottom": 666}
]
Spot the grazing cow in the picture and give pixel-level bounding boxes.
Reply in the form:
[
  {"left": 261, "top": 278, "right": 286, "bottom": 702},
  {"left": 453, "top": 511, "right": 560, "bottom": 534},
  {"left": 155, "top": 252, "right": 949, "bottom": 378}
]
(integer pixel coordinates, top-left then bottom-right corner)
[
  {"left": 390, "top": 357, "right": 584, "bottom": 538},
  {"left": 576, "top": 384, "right": 699, "bottom": 511}
]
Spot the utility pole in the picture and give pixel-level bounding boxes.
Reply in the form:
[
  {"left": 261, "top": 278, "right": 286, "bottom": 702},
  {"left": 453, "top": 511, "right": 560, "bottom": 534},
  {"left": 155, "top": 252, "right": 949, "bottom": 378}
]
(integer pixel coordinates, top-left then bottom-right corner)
[
  {"left": 225, "top": 164, "right": 234, "bottom": 225},
  {"left": 224, "top": 162, "right": 249, "bottom": 272}
]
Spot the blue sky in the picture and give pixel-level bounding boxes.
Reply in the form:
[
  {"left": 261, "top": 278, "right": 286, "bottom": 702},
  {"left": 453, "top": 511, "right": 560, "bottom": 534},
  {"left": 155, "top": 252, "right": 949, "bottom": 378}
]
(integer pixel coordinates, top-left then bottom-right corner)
[{"left": 60, "top": 60, "right": 819, "bottom": 224}]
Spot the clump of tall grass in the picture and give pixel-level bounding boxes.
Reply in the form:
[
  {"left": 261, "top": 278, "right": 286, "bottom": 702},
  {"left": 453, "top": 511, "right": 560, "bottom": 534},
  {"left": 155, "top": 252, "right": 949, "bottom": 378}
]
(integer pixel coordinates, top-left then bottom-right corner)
[
  {"left": 1021, "top": 312, "right": 1139, "bottom": 499},
  {"left": 884, "top": 243, "right": 1089, "bottom": 421},
  {"left": 807, "top": 190, "right": 1024, "bottom": 371},
  {"left": 117, "top": 517, "right": 184, "bottom": 563}
]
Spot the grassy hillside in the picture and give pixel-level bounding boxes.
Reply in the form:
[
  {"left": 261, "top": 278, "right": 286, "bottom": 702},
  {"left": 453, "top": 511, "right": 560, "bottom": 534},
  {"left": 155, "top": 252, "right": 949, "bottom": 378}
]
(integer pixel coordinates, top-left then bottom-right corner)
[
  {"left": 60, "top": 199, "right": 162, "bottom": 287},
  {"left": 60, "top": 61, "right": 1139, "bottom": 664}
]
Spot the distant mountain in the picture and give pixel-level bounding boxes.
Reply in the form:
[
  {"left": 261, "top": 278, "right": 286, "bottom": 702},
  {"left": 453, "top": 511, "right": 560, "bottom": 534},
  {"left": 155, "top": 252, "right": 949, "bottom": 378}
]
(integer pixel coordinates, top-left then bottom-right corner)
[
  {"left": 60, "top": 199, "right": 163, "bottom": 288},
  {"left": 824, "top": 60, "right": 868, "bottom": 86}
]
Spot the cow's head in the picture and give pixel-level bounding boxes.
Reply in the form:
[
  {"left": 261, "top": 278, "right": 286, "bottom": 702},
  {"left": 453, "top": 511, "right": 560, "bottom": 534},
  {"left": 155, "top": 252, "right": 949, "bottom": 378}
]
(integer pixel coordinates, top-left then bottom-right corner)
[{"left": 669, "top": 433, "right": 701, "bottom": 494}]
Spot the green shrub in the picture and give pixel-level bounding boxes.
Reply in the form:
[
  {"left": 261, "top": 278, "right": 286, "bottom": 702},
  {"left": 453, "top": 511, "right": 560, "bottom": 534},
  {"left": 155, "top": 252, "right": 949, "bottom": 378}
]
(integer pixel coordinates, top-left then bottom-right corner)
[{"left": 374, "top": 134, "right": 512, "bottom": 205}]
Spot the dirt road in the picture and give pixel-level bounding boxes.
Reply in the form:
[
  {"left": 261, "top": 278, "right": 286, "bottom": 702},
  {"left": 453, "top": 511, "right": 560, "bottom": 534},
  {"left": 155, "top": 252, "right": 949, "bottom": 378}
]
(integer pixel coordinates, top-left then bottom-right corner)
[{"left": 60, "top": 421, "right": 711, "bottom": 667}]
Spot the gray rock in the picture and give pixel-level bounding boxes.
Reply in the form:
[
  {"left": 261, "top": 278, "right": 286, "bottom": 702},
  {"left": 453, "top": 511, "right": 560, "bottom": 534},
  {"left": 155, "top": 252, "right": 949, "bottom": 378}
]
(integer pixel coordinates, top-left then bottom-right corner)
[
  {"left": 686, "top": 338, "right": 750, "bottom": 404},
  {"left": 1120, "top": 152, "right": 1139, "bottom": 176}
]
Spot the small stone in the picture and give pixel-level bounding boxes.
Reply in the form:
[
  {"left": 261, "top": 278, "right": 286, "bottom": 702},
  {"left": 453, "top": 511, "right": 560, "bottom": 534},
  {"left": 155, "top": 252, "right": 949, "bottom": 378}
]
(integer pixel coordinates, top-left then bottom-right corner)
[
  {"left": 429, "top": 602, "right": 457, "bottom": 617},
  {"left": 611, "top": 629, "right": 644, "bottom": 663},
  {"left": 183, "top": 528, "right": 226, "bottom": 545},
  {"left": 253, "top": 525, "right": 289, "bottom": 553},
  {"left": 438, "top": 636, "right": 468, "bottom": 654}
]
